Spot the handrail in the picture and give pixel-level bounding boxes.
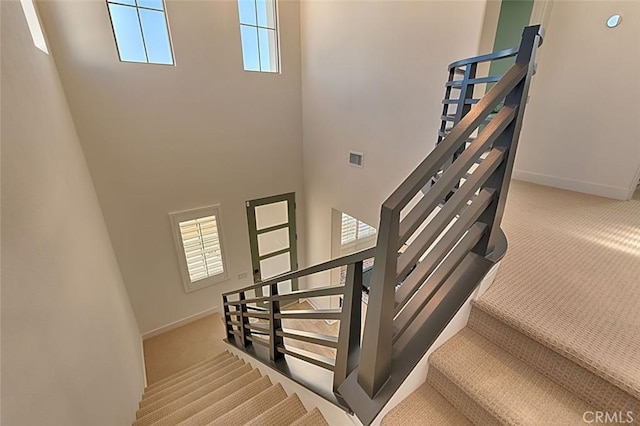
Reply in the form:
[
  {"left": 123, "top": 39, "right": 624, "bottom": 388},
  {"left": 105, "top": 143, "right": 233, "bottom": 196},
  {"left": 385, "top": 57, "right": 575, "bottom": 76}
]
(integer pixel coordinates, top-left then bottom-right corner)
[
  {"left": 354, "top": 24, "right": 543, "bottom": 409},
  {"left": 382, "top": 62, "right": 527, "bottom": 212},
  {"left": 222, "top": 25, "right": 543, "bottom": 425},
  {"left": 222, "top": 246, "right": 375, "bottom": 296},
  {"left": 448, "top": 47, "right": 518, "bottom": 69}
]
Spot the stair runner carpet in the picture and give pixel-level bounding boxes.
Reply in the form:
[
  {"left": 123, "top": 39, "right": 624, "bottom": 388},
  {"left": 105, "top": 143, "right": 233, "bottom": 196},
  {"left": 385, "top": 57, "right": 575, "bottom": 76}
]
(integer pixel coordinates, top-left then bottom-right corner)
[
  {"left": 133, "top": 351, "right": 329, "bottom": 426},
  {"left": 383, "top": 182, "right": 640, "bottom": 425}
]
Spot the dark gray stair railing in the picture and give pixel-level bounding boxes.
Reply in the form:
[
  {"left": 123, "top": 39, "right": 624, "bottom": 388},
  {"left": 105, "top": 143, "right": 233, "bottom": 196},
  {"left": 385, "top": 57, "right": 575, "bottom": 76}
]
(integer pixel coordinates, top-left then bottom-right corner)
[
  {"left": 339, "top": 25, "right": 543, "bottom": 423},
  {"left": 223, "top": 25, "right": 542, "bottom": 425},
  {"left": 222, "top": 246, "right": 375, "bottom": 400}
]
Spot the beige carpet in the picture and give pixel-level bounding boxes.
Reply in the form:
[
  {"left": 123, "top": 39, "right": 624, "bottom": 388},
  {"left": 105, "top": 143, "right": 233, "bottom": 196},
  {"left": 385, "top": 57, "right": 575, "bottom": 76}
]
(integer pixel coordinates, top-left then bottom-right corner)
[
  {"left": 133, "top": 351, "right": 329, "bottom": 426},
  {"left": 476, "top": 181, "right": 640, "bottom": 398},
  {"left": 143, "top": 314, "right": 229, "bottom": 384},
  {"left": 384, "top": 181, "right": 640, "bottom": 424}
]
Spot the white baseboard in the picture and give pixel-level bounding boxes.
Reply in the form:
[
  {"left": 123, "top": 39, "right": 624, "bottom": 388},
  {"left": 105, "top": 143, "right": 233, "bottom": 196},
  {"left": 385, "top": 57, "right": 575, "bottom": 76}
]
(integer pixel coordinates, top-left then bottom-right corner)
[
  {"left": 142, "top": 306, "right": 219, "bottom": 340},
  {"left": 140, "top": 336, "right": 148, "bottom": 388},
  {"left": 512, "top": 169, "right": 630, "bottom": 200}
]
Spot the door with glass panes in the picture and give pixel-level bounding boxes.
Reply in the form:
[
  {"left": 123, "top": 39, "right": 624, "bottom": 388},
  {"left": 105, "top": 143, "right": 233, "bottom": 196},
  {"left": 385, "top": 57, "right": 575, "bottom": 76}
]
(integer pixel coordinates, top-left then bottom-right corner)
[{"left": 246, "top": 193, "right": 298, "bottom": 294}]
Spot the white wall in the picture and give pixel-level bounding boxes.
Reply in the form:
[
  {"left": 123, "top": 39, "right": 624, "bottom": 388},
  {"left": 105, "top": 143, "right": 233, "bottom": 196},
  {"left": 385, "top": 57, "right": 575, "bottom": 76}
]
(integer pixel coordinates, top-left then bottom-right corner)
[
  {"left": 300, "top": 0, "right": 488, "bottom": 283},
  {"left": 1, "top": 1, "right": 145, "bottom": 424},
  {"left": 514, "top": 0, "right": 640, "bottom": 200},
  {"left": 37, "top": 0, "right": 305, "bottom": 333}
]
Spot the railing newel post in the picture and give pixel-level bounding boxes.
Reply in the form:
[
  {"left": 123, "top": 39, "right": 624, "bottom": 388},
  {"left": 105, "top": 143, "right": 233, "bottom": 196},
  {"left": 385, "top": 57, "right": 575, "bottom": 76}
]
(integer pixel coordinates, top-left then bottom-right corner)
[
  {"left": 334, "top": 260, "right": 363, "bottom": 391},
  {"left": 222, "top": 295, "right": 234, "bottom": 342},
  {"left": 268, "top": 283, "right": 284, "bottom": 362},
  {"left": 357, "top": 206, "right": 400, "bottom": 397},
  {"left": 238, "top": 291, "right": 251, "bottom": 347}
]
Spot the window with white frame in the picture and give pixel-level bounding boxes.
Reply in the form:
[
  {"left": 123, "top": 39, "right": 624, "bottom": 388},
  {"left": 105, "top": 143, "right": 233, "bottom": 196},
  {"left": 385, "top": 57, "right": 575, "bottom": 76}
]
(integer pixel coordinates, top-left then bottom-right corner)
[
  {"left": 106, "top": 0, "right": 174, "bottom": 65},
  {"left": 170, "top": 205, "right": 229, "bottom": 293},
  {"left": 341, "top": 213, "right": 377, "bottom": 247},
  {"left": 237, "top": 0, "right": 279, "bottom": 72}
]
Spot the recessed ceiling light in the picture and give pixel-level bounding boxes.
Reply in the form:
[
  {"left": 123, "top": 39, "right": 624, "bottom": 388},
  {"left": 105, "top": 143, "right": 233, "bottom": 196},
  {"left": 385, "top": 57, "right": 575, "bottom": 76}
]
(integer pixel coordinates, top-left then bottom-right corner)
[{"left": 607, "top": 14, "right": 622, "bottom": 28}]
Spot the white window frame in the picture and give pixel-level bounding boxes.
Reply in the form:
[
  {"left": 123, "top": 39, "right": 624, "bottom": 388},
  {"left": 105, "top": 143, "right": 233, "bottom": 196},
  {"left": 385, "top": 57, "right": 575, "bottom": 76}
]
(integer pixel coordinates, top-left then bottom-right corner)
[
  {"left": 340, "top": 212, "right": 377, "bottom": 252},
  {"left": 170, "top": 205, "right": 229, "bottom": 293}
]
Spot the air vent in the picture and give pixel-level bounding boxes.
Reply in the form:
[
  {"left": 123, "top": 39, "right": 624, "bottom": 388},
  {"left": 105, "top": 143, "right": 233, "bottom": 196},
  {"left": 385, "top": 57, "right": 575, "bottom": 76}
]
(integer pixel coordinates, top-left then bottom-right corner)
[{"left": 349, "top": 151, "right": 364, "bottom": 167}]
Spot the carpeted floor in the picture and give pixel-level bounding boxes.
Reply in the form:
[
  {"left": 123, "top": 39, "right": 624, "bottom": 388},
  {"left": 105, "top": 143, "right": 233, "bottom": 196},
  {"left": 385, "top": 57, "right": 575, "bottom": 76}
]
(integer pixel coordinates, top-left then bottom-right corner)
[
  {"left": 476, "top": 180, "right": 640, "bottom": 398},
  {"left": 143, "top": 314, "right": 229, "bottom": 384}
]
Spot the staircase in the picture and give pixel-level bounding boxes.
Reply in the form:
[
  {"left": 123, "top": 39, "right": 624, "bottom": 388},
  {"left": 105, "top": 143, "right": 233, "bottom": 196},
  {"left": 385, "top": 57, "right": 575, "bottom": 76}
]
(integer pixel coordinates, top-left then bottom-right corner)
[
  {"left": 221, "top": 25, "right": 545, "bottom": 425},
  {"left": 133, "top": 351, "right": 329, "bottom": 426}
]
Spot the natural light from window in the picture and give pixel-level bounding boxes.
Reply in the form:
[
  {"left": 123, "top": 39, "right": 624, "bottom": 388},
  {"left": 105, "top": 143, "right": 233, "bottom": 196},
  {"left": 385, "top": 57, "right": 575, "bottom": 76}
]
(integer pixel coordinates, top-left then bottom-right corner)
[
  {"left": 237, "top": 0, "right": 279, "bottom": 72},
  {"left": 106, "top": 0, "right": 174, "bottom": 65},
  {"left": 341, "top": 213, "right": 377, "bottom": 246},
  {"left": 170, "top": 205, "right": 229, "bottom": 293},
  {"left": 20, "top": 0, "right": 48, "bottom": 54}
]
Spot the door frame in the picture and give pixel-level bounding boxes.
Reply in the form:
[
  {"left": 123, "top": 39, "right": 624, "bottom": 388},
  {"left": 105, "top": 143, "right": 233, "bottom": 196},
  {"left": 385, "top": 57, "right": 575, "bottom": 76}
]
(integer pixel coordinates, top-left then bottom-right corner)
[{"left": 246, "top": 192, "right": 298, "bottom": 292}]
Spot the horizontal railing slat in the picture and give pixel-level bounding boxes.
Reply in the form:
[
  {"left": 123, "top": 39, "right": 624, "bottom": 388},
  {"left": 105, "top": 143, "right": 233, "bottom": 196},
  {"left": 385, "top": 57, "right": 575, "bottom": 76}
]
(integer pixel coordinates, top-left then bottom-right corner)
[
  {"left": 276, "top": 329, "right": 338, "bottom": 348},
  {"left": 383, "top": 63, "right": 526, "bottom": 212},
  {"left": 446, "top": 75, "right": 502, "bottom": 87},
  {"left": 247, "top": 335, "right": 270, "bottom": 347},
  {"left": 277, "top": 346, "right": 336, "bottom": 371},
  {"left": 399, "top": 106, "right": 516, "bottom": 246},
  {"left": 222, "top": 247, "right": 375, "bottom": 297},
  {"left": 275, "top": 309, "right": 342, "bottom": 320},
  {"left": 396, "top": 147, "right": 506, "bottom": 280},
  {"left": 448, "top": 47, "right": 518, "bottom": 69},
  {"left": 395, "top": 189, "right": 494, "bottom": 312},
  {"left": 393, "top": 223, "right": 487, "bottom": 341}
]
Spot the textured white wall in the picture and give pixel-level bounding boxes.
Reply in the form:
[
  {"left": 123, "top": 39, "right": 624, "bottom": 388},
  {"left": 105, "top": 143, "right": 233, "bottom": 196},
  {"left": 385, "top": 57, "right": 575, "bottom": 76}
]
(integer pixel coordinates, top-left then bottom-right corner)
[
  {"left": 515, "top": 0, "right": 640, "bottom": 200},
  {"left": 1, "top": 1, "right": 145, "bottom": 424},
  {"left": 300, "top": 0, "right": 488, "bottom": 285},
  {"left": 37, "top": 0, "right": 305, "bottom": 333}
]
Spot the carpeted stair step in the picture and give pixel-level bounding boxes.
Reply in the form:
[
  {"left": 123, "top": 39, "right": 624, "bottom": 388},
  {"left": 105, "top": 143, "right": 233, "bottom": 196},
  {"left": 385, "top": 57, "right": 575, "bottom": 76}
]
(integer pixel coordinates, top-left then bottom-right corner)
[
  {"left": 468, "top": 305, "right": 640, "bottom": 414},
  {"left": 133, "top": 369, "right": 264, "bottom": 426},
  {"left": 140, "top": 357, "right": 241, "bottom": 407},
  {"left": 145, "top": 351, "right": 230, "bottom": 391},
  {"left": 427, "top": 328, "right": 593, "bottom": 425},
  {"left": 381, "top": 381, "right": 472, "bottom": 425},
  {"left": 289, "top": 408, "right": 330, "bottom": 426},
  {"left": 143, "top": 353, "right": 235, "bottom": 399},
  {"left": 136, "top": 362, "right": 250, "bottom": 419},
  {"left": 243, "top": 393, "right": 307, "bottom": 426},
  {"left": 153, "top": 373, "right": 271, "bottom": 426},
  {"left": 205, "top": 383, "right": 288, "bottom": 426}
]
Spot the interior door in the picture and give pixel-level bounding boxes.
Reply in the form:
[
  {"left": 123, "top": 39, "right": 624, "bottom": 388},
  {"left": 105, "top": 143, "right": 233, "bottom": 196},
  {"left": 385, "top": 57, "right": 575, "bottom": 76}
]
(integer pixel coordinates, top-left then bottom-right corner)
[{"left": 246, "top": 193, "right": 298, "bottom": 293}]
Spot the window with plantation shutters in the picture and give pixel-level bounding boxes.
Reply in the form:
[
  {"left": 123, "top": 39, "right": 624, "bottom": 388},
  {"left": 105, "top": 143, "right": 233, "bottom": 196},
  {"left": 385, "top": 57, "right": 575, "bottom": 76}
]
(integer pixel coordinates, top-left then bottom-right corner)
[
  {"left": 340, "top": 213, "right": 377, "bottom": 247},
  {"left": 170, "top": 206, "right": 229, "bottom": 293}
]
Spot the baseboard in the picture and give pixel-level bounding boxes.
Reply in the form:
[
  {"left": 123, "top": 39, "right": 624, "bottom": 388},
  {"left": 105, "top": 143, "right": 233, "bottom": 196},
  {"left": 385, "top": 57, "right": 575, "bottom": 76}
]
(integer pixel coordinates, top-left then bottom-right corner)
[
  {"left": 141, "top": 306, "right": 219, "bottom": 340},
  {"left": 140, "top": 336, "right": 148, "bottom": 388},
  {"left": 512, "top": 169, "right": 630, "bottom": 200}
]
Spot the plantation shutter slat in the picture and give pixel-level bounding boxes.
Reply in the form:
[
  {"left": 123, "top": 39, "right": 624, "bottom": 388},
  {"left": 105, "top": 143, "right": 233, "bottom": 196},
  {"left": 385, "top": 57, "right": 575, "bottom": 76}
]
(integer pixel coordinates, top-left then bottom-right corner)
[{"left": 179, "top": 215, "right": 225, "bottom": 282}]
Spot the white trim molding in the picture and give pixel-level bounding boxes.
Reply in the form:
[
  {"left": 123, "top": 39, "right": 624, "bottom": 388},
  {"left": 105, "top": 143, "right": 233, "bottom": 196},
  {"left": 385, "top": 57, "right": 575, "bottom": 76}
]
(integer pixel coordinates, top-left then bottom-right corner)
[
  {"left": 513, "top": 170, "right": 631, "bottom": 200},
  {"left": 142, "top": 306, "right": 219, "bottom": 340}
]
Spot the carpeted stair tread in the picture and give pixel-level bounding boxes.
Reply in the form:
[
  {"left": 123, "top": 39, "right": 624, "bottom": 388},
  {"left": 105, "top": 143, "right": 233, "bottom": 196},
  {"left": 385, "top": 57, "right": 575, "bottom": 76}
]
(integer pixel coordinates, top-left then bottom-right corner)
[
  {"left": 381, "top": 381, "right": 473, "bottom": 426},
  {"left": 429, "top": 328, "right": 592, "bottom": 425},
  {"left": 140, "top": 357, "right": 241, "bottom": 407},
  {"left": 160, "top": 373, "right": 271, "bottom": 426},
  {"left": 136, "top": 362, "right": 250, "bottom": 419},
  {"left": 205, "top": 383, "right": 288, "bottom": 426},
  {"left": 134, "top": 369, "right": 263, "bottom": 426},
  {"left": 146, "top": 351, "right": 230, "bottom": 390},
  {"left": 243, "top": 393, "right": 307, "bottom": 426},
  {"left": 143, "top": 353, "right": 235, "bottom": 399},
  {"left": 475, "top": 181, "right": 640, "bottom": 399},
  {"left": 468, "top": 305, "right": 640, "bottom": 413},
  {"left": 289, "top": 408, "right": 330, "bottom": 426}
]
